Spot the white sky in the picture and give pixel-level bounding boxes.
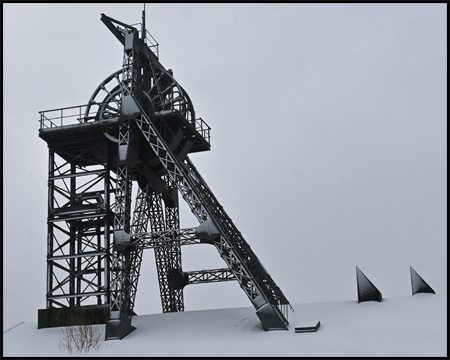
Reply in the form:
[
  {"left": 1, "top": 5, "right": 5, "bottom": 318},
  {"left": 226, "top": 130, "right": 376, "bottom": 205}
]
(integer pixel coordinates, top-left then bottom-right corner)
[{"left": 3, "top": 3, "right": 447, "bottom": 330}]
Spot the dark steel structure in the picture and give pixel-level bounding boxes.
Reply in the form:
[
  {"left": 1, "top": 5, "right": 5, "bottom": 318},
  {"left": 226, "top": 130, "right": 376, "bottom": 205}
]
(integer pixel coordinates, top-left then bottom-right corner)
[
  {"left": 410, "top": 267, "right": 435, "bottom": 295},
  {"left": 355, "top": 266, "right": 382, "bottom": 303},
  {"left": 38, "top": 11, "right": 292, "bottom": 339}
]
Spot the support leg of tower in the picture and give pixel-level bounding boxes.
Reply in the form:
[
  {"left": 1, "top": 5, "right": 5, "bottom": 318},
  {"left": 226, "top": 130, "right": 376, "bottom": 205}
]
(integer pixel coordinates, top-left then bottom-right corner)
[
  {"left": 106, "top": 119, "right": 135, "bottom": 340},
  {"left": 105, "top": 249, "right": 136, "bottom": 340},
  {"left": 149, "top": 191, "right": 185, "bottom": 312},
  {"left": 133, "top": 105, "right": 291, "bottom": 329},
  {"left": 255, "top": 303, "right": 289, "bottom": 331},
  {"left": 162, "top": 183, "right": 184, "bottom": 312},
  {"left": 105, "top": 310, "right": 136, "bottom": 340}
]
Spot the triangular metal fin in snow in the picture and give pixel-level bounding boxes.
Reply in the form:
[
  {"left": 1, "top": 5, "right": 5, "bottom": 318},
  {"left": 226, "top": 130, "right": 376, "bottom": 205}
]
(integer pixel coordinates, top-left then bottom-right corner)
[
  {"left": 356, "top": 266, "right": 382, "bottom": 303},
  {"left": 410, "top": 266, "right": 435, "bottom": 295}
]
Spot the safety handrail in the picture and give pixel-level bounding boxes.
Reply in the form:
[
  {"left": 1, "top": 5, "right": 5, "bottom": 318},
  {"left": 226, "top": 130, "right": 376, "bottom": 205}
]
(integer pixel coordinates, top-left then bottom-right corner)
[
  {"left": 39, "top": 103, "right": 211, "bottom": 147},
  {"left": 39, "top": 103, "right": 105, "bottom": 129},
  {"left": 129, "top": 22, "right": 159, "bottom": 58},
  {"left": 194, "top": 117, "right": 211, "bottom": 145}
]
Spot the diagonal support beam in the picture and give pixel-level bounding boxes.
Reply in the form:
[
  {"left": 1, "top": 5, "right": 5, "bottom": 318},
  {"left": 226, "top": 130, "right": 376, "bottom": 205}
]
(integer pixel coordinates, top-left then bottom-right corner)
[{"left": 131, "top": 96, "right": 291, "bottom": 330}]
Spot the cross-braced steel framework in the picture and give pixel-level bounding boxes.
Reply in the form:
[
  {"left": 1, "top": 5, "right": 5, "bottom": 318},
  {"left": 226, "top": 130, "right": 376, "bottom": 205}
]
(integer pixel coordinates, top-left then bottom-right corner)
[
  {"left": 45, "top": 153, "right": 112, "bottom": 309},
  {"left": 38, "top": 11, "right": 292, "bottom": 339}
]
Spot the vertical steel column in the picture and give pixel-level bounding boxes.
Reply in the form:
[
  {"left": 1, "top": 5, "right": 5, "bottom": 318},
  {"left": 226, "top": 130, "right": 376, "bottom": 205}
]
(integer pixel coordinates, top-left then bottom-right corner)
[
  {"left": 105, "top": 28, "right": 138, "bottom": 340},
  {"left": 69, "top": 164, "right": 76, "bottom": 308},
  {"left": 96, "top": 219, "right": 102, "bottom": 305},
  {"left": 104, "top": 144, "right": 111, "bottom": 306},
  {"left": 43, "top": 151, "right": 111, "bottom": 315},
  {"left": 46, "top": 149, "right": 55, "bottom": 309},
  {"left": 150, "top": 181, "right": 184, "bottom": 313},
  {"left": 163, "top": 176, "right": 184, "bottom": 312},
  {"left": 149, "top": 192, "right": 171, "bottom": 311},
  {"left": 76, "top": 221, "right": 82, "bottom": 307},
  {"left": 106, "top": 136, "right": 135, "bottom": 338},
  {"left": 110, "top": 122, "right": 133, "bottom": 313},
  {"left": 128, "top": 185, "right": 151, "bottom": 312}
]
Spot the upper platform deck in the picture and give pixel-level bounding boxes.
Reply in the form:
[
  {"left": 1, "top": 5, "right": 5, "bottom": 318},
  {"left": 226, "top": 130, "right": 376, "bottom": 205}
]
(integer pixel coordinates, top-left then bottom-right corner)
[{"left": 39, "top": 103, "right": 211, "bottom": 167}]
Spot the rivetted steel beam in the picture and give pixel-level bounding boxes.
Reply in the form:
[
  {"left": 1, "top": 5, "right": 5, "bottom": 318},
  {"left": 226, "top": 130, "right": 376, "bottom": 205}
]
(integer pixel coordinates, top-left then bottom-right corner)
[
  {"left": 48, "top": 251, "right": 107, "bottom": 261},
  {"left": 133, "top": 99, "right": 291, "bottom": 330},
  {"left": 133, "top": 227, "right": 203, "bottom": 249},
  {"left": 49, "top": 169, "right": 107, "bottom": 180},
  {"left": 187, "top": 268, "right": 236, "bottom": 284},
  {"left": 167, "top": 268, "right": 236, "bottom": 290}
]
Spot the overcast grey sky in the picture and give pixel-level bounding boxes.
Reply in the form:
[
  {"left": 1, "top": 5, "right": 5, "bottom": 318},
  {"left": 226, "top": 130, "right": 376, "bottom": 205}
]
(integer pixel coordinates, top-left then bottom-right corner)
[{"left": 3, "top": 3, "right": 447, "bottom": 330}]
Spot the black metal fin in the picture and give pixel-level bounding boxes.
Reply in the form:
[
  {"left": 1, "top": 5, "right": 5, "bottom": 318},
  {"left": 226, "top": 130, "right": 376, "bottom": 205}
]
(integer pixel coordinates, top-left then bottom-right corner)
[
  {"left": 410, "top": 266, "right": 436, "bottom": 295},
  {"left": 356, "top": 266, "right": 382, "bottom": 303}
]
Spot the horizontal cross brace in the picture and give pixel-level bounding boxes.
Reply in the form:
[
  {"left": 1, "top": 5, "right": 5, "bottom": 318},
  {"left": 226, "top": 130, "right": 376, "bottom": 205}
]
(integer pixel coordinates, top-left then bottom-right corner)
[
  {"left": 48, "top": 251, "right": 107, "bottom": 261},
  {"left": 186, "top": 268, "right": 236, "bottom": 285},
  {"left": 47, "top": 291, "right": 107, "bottom": 300},
  {"left": 49, "top": 211, "right": 108, "bottom": 222},
  {"left": 49, "top": 169, "right": 107, "bottom": 180},
  {"left": 133, "top": 227, "right": 205, "bottom": 249}
]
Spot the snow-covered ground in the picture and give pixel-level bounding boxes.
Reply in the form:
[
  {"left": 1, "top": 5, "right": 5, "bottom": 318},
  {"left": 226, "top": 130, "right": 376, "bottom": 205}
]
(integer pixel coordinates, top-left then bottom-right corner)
[{"left": 3, "top": 293, "right": 446, "bottom": 357}]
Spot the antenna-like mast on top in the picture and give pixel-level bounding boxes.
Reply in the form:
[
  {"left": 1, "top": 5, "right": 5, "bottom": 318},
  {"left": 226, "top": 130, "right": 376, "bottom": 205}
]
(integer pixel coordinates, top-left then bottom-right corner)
[{"left": 142, "top": 3, "right": 146, "bottom": 39}]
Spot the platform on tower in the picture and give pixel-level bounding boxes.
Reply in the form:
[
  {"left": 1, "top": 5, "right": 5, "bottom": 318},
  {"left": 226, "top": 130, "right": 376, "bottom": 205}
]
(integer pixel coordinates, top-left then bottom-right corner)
[{"left": 38, "top": 104, "right": 211, "bottom": 168}]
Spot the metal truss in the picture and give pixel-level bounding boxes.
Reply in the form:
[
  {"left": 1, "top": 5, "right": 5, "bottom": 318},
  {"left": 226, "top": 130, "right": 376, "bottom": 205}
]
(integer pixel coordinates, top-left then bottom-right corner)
[
  {"left": 149, "top": 189, "right": 184, "bottom": 313},
  {"left": 186, "top": 269, "right": 236, "bottom": 285},
  {"left": 128, "top": 185, "right": 151, "bottom": 312},
  {"left": 39, "top": 11, "right": 292, "bottom": 336},
  {"left": 109, "top": 120, "right": 133, "bottom": 317},
  {"left": 45, "top": 150, "right": 112, "bottom": 308},
  {"left": 104, "top": 30, "right": 139, "bottom": 338},
  {"left": 162, "top": 176, "right": 184, "bottom": 311},
  {"left": 184, "top": 158, "right": 292, "bottom": 319},
  {"left": 147, "top": 192, "right": 166, "bottom": 312},
  {"left": 132, "top": 99, "right": 290, "bottom": 326},
  {"left": 134, "top": 227, "right": 200, "bottom": 249}
]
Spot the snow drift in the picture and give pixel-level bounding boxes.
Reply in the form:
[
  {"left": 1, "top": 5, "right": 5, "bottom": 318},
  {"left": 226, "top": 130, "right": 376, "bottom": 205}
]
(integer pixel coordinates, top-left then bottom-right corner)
[{"left": 3, "top": 293, "right": 446, "bottom": 357}]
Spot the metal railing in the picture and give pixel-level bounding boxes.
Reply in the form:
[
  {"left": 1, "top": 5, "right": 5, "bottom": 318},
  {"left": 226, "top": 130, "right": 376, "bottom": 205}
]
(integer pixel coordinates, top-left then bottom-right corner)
[
  {"left": 144, "top": 29, "right": 159, "bottom": 58},
  {"left": 194, "top": 117, "right": 211, "bottom": 145},
  {"left": 39, "top": 104, "right": 100, "bottom": 130},
  {"left": 130, "top": 22, "right": 159, "bottom": 58},
  {"left": 39, "top": 104, "right": 211, "bottom": 147}
]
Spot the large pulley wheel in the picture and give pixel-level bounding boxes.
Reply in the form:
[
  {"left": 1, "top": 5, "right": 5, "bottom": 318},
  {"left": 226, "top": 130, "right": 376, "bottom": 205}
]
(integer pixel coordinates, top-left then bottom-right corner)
[
  {"left": 85, "top": 69, "right": 122, "bottom": 122},
  {"left": 85, "top": 67, "right": 196, "bottom": 125}
]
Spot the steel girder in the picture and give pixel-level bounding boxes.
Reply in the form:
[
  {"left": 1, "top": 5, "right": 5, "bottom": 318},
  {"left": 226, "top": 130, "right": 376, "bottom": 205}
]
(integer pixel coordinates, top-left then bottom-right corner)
[
  {"left": 39, "top": 12, "right": 292, "bottom": 337},
  {"left": 184, "top": 158, "right": 292, "bottom": 318},
  {"left": 104, "top": 29, "right": 138, "bottom": 339},
  {"left": 162, "top": 177, "right": 184, "bottom": 312},
  {"left": 133, "top": 227, "right": 200, "bottom": 248},
  {"left": 186, "top": 269, "right": 236, "bottom": 285},
  {"left": 149, "top": 188, "right": 184, "bottom": 313},
  {"left": 127, "top": 185, "right": 151, "bottom": 313},
  {"left": 109, "top": 122, "right": 133, "bottom": 315},
  {"left": 45, "top": 150, "right": 112, "bottom": 309},
  {"left": 132, "top": 102, "right": 290, "bottom": 329},
  {"left": 110, "top": 15, "right": 291, "bottom": 327}
]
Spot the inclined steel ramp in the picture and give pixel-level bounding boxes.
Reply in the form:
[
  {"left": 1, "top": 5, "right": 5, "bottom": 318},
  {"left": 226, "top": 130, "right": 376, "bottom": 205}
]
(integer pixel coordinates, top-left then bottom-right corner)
[{"left": 131, "top": 95, "right": 291, "bottom": 330}]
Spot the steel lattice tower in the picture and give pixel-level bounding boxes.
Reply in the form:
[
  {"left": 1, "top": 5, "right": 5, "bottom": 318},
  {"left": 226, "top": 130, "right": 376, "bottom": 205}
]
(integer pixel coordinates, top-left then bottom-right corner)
[{"left": 37, "top": 11, "right": 292, "bottom": 340}]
